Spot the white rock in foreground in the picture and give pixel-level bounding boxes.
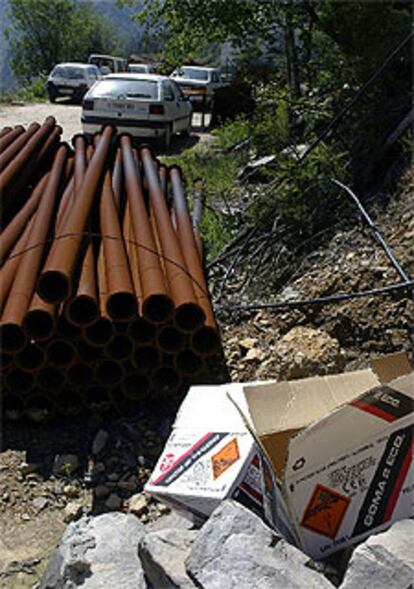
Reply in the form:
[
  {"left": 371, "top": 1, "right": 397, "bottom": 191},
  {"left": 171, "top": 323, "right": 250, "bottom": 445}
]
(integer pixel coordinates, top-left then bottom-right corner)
[
  {"left": 40, "top": 513, "right": 146, "bottom": 588},
  {"left": 185, "top": 500, "right": 334, "bottom": 589},
  {"left": 340, "top": 519, "right": 414, "bottom": 589}
]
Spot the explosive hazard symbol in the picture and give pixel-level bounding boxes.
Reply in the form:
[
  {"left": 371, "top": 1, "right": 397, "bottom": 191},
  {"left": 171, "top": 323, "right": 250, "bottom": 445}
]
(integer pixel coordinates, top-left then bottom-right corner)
[
  {"left": 301, "top": 484, "right": 351, "bottom": 539},
  {"left": 211, "top": 438, "right": 240, "bottom": 480}
]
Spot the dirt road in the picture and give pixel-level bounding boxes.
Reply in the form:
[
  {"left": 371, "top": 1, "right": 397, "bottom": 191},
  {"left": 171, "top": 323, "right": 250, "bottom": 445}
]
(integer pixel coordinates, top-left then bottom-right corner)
[{"left": 0, "top": 101, "right": 212, "bottom": 148}]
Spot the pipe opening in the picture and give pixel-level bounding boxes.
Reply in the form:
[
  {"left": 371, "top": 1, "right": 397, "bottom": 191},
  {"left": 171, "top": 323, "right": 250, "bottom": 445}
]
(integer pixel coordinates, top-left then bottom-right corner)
[
  {"left": 57, "top": 390, "right": 82, "bottom": 416},
  {"left": 16, "top": 343, "right": 46, "bottom": 371},
  {"left": 84, "top": 386, "right": 112, "bottom": 412},
  {"left": 6, "top": 368, "right": 34, "bottom": 392},
  {"left": 96, "top": 360, "right": 123, "bottom": 385},
  {"left": 105, "top": 333, "right": 133, "bottom": 360},
  {"left": 37, "top": 271, "right": 70, "bottom": 304},
  {"left": 24, "top": 310, "right": 54, "bottom": 341},
  {"left": 24, "top": 394, "right": 54, "bottom": 422},
  {"left": 106, "top": 292, "right": 137, "bottom": 322},
  {"left": 56, "top": 314, "right": 81, "bottom": 339},
  {"left": 175, "top": 349, "right": 203, "bottom": 376},
  {"left": 152, "top": 366, "right": 180, "bottom": 394},
  {"left": 122, "top": 372, "right": 150, "bottom": 400},
  {"left": 1, "top": 351, "right": 14, "bottom": 370},
  {"left": 191, "top": 326, "right": 220, "bottom": 356},
  {"left": 48, "top": 339, "right": 76, "bottom": 367},
  {"left": 132, "top": 346, "right": 159, "bottom": 373},
  {"left": 84, "top": 317, "right": 114, "bottom": 346},
  {"left": 68, "top": 362, "right": 94, "bottom": 386},
  {"left": 3, "top": 394, "right": 23, "bottom": 420},
  {"left": 77, "top": 339, "right": 101, "bottom": 362},
  {"left": 0, "top": 323, "right": 27, "bottom": 353},
  {"left": 158, "top": 326, "right": 185, "bottom": 353},
  {"left": 128, "top": 317, "right": 156, "bottom": 344},
  {"left": 174, "top": 303, "right": 205, "bottom": 333},
  {"left": 37, "top": 366, "right": 65, "bottom": 391},
  {"left": 66, "top": 295, "right": 99, "bottom": 326},
  {"left": 143, "top": 294, "right": 174, "bottom": 324}
]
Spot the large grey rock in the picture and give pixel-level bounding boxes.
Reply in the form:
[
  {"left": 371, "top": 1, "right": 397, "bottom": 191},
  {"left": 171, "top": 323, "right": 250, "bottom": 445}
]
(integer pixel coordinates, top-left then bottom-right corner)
[
  {"left": 145, "top": 511, "right": 196, "bottom": 533},
  {"left": 340, "top": 519, "right": 414, "bottom": 589},
  {"left": 186, "top": 500, "right": 334, "bottom": 589},
  {"left": 140, "top": 528, "right": 197, "bottom": 588},
  {"left": 40, "top": 513, "right": 147, "bottom": 588}
]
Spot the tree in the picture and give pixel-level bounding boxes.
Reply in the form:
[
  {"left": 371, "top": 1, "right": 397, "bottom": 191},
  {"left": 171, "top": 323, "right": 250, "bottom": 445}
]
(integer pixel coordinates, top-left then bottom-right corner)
[{"left": 5, "top": 0, "right": 121, "bottom": 82}]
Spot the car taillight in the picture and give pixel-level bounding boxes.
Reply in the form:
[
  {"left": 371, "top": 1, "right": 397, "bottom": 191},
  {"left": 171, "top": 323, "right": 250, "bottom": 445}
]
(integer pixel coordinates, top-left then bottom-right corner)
[
  {"left": 83, "top": 99, "right": 94, "bottom": 111},
  {"left": 149, "top": 104, "right": 164, "bottom": 115}
]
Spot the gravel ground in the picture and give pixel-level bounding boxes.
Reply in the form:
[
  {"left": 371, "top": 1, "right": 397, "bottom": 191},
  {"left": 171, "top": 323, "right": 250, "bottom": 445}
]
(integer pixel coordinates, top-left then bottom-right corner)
[{"left": 0, "top": 100, "right": 212, "bottom": 147}]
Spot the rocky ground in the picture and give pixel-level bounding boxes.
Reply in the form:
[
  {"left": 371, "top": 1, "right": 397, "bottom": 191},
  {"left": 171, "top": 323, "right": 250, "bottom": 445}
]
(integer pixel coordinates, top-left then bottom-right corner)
[{"left": 0, "top": 124, "right": 412, "bottom": 586}]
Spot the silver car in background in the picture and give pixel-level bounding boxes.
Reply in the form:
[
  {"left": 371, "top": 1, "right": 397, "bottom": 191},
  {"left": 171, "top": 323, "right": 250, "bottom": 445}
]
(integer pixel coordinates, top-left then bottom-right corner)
[{"left": 81, "top": 74, "right": 192, "bottom": 148}]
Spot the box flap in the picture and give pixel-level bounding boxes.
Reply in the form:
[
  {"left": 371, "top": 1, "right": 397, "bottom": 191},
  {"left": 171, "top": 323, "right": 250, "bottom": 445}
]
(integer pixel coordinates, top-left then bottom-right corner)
[
  {"left": 370, "top": 352, "right": 412, "bottom": 384},
  {"left": 243, "top": 369, "right": 380, "bottom": 436},
  {"left": 241, "top": 369, "right": 380, "bottom": 479}
]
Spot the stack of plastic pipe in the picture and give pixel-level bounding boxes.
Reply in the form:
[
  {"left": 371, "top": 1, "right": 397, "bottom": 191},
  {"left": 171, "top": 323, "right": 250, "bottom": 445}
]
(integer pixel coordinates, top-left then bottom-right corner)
[{"left": 0, "top": 122, "right": 220, "bottom": 421}]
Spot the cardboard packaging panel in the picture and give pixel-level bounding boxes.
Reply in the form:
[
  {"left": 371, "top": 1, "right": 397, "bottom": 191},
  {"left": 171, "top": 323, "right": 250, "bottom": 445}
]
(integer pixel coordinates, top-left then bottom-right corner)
[{"left": 146, "top": 352, "right": 413, "bottom": 559}]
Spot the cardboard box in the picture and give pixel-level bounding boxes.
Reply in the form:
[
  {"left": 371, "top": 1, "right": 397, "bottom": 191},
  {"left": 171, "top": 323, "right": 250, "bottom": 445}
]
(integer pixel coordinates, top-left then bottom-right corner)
[
  {"left": 146, "top": 352, "right": 413, "bottom": 558},
  {"left": 229, "top": 351, "right": 413, "bottom": 558},
  {"left": 145, "top": 383, "right": 266, "bottom": 524}
]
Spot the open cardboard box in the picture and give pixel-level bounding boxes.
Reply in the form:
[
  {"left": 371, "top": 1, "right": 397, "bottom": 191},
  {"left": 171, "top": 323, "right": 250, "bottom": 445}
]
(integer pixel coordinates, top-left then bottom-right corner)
[
  {"left": 233, "top": 351, "right": 413, "bottom": 558},
  {"left": 146, "top": 352, "right": 413, "bottom": 559}
]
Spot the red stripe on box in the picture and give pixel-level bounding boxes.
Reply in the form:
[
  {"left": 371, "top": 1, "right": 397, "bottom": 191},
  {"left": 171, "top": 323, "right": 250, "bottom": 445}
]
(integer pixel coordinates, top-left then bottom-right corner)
[
  {"left": 350, "top": 399, "right": 397, "bottom": 422},
  {"left": 152, "top": 432, "right": 213, "bottom": 485}
]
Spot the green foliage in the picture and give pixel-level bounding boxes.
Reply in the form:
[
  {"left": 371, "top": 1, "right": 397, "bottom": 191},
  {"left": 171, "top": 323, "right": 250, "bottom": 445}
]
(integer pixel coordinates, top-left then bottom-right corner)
[
  {"left": 250, "top": 142, "right": 350, "bottom": 237},
  {"left": 6, "top": 0, "right": 120, "bottom": 82},
  {"left": 0, "top": 76, "right": 48, "bottom": 103},
  {"left": 212, "top": 116, "right": 250, "bottom": 151},
  {"left": 162, "top": 144, "right": 240, "bottom": 260}
]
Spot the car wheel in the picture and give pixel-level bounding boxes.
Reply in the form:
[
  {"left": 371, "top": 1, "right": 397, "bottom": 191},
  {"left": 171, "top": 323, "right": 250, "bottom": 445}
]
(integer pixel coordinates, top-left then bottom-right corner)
[
  {"left": 162, "top": 123, "right": 172, "bottom": 150},
  {"left": 49, "top": 93, "right": 57, "bottom": 104},
  {"left": 181, "top": 116, "right": 192, "bottom": 136}
]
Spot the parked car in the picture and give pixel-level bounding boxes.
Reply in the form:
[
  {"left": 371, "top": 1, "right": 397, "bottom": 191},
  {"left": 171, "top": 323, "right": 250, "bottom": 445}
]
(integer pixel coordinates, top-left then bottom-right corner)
[
  {"left": 88, "top": 54, "right": 127, "bottom": 75},
  {"left": 170, "top": 66, "right": 222, "bottom": 107},
  {"left": 47, "top": 63, "right": 101, "bottom": 103},
  {"left": 81, "top": 73, "right": 192, "bottom": 148},
  {"left": 127, "top": 63, "right": 156, "bottom": 74}
]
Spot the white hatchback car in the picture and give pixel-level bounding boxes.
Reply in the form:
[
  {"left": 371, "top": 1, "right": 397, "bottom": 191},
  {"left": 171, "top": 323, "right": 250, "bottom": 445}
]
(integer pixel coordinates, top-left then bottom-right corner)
[
  {"left": 47, "top": 63, "right": 101, "bottom": 103},
  {"left": 81, "top": 74, "right": 192, "bottom": 148},
  {"left": 170, "top": 66, "right": 222, "bottom": 107}
]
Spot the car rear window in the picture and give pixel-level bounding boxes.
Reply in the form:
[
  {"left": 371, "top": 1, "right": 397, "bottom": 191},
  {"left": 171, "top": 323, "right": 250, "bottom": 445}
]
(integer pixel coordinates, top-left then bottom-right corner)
[
  {"left": 90, "top": 79, "right": 159, "bottom": 99},
  {"left": 52, "top": 66, "right": 87, "bottom": 79},
  {"left": 176, "top": 68, "right": 209, "bottom": 81}
]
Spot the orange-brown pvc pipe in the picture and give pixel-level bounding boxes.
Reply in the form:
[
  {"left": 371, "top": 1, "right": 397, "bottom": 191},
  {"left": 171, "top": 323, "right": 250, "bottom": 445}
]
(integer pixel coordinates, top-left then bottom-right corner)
[
  {"left": 131, "top": 345, "right": 160, "bottom": 374},
  {"left": 0, "top": 122, "right": 40, "bottom": 171},
  {"left": 121, "top": 371, "right": 150, "bottom": 400},
  {"left": 0, "top": 214, "right": 36, "bottom": 311},
  {"left": 64, "top": 141, "right": 99, "bottom": 326},
  {"left": 0, "top": 126, "right": 12, "bottom": 139},
  {"left": 121, "top": 136, "right": 173, "bottom": 323},
  {"left": 169, "top": 166, "right": 217, "bottom": 333},
  {"left": 123, "top": 200, "right": 144, "bottom": 314},
  {"left": 46, "top": 338, "right": 77, "bottom": 368},
  {"left": 15, "top": 342, "right": 47, "bottom": 372},
  {"left": 140, "top": 147, "right": 204, "bottom": 332},
  {"left": 0, "top": 173, "right": 48, "bottom": 264},
  {"left": 0, "top": 144, "right": 69, "bottom": 352},
  {"left": 0, "top": 117, "right": 56, "bottom": 208},
  {"left": 0, "top": 126, "right": 24, "bottom": 153},
  {"left": 100, "top": 168, "right": 137, "bottom": 321},
  {"left": 38, "top": 125, "right": 115, "bottom": 303}
]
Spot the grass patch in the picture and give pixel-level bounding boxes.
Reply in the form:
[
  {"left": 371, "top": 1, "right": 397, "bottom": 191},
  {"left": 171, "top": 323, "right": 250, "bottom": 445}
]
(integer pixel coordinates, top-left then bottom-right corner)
[{"left": 0, "top": 77, "right": 48, "bottom": 105}]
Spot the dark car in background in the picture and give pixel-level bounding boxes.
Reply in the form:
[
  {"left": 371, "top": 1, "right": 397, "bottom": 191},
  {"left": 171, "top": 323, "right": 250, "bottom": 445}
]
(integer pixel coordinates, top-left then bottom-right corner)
[{"left": 46, "top": 63, "right": 101, "bottom": 103}]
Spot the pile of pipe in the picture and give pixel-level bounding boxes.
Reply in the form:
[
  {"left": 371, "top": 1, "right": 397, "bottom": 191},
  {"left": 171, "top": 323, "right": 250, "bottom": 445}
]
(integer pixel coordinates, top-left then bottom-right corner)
[{"left": 0, "top": 120, "right": 220, "bottom": 421}]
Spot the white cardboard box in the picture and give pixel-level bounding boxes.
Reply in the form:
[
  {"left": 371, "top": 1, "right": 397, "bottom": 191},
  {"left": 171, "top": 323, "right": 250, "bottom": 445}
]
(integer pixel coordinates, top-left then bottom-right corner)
[
  {"left": 230, "top": 352, "right": 414, "bottom": 558},
  {"left": 146, "top": 352, "right": 413, "bottom": 559},
  {"left": 145, "top": 383, "right": 266, "bottom": 524}
]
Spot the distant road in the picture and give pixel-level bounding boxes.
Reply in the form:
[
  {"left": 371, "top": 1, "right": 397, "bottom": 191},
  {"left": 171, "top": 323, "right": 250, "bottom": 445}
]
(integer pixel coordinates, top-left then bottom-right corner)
[{"left": 0, "top": 101, "right": 212, "bottom": 150}]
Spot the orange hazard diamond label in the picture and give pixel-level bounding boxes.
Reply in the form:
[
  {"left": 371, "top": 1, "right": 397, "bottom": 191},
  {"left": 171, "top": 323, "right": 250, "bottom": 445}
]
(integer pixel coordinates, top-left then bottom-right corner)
[
  {"left": 211, "top": 437, "right": 240, "bottom": 480},
  {"left": 301, "top": 484, "right": 351, "bottom": 539}
]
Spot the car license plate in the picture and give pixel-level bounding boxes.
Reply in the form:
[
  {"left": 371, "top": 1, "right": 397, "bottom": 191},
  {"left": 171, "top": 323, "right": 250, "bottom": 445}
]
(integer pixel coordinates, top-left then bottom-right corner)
[{"left": 108, "top": 102, "right": 146, "bottom": 113}]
